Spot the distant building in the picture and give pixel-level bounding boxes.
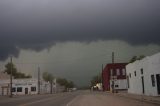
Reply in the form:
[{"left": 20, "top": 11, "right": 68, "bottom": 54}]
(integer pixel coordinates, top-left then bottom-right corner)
[
  {"left": 102, "top": 63, "right": 128, "bottom": 91},
  {"left": 55, "top": 83, "right": 65, "bottom": 93},
  {"left": 0, "top": 72, "right": 67, "bottom": 96},
  {"left": 0, "top": 72, "right": 10, "bottom": 79},
  {"left": 0, "top": 78, "right": 50, "bottom": 95},
  {"left": 126, "top": 53, "right": 160, "bottom": 96},
  {"left": 0, "top": 72, "right": 11, "bottom": 95},
  {"left": 0, "top": 78, "right": 57, "bottom": 96}
]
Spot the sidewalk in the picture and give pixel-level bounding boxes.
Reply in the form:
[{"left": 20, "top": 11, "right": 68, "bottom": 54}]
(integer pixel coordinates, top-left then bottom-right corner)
[{"left": 114, "top": 91, "right": 160, "bottom": 105}]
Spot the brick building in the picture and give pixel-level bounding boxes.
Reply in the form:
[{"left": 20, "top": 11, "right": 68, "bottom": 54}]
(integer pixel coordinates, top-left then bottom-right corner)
[{"left": 102, "top": 63, "right": 128, "bottom": 91}]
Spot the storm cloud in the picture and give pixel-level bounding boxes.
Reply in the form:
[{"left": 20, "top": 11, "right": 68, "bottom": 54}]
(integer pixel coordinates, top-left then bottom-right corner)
[{"left": 0, "top": 0, "right": 160, "bottom": 60}]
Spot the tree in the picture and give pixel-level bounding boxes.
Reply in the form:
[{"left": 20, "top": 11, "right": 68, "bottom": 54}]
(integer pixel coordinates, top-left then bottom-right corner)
[
  {"left": 57, "top": 78, "right": 75, "bottom": 90},
  {"left": 4, "top": 62, "right": 17, "bottom": 76},
  {"left": 129, "top": 56, "right": 137, "bottom": 63},
  {"left": 42, "top": 72, "right": 54, "bottom": 93},
  {"left": 129, "top": 55, "right": 146, "bottom": 63},
  {"left": 66, "top": 81, "right": 74, "bottom": 88},
  {"left": 4, "top": 62, "right": 32, "bottom": 78},
  {"left": 138, "top": 55, "right": 145, "bottom": 60},
  {"left": 57, "top": 78, "right": 68, "bottom": 86},
  {"left": 90, "top": 74, "right": 102, "bottom": 87}
]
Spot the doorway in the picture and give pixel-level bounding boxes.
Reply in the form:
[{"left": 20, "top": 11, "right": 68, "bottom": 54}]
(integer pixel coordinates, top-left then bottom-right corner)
[
  {"left": 25, "top": 88, "right": 28, "bottom": 95},
  {"left": 141, "top": 76, "right": 145, "bottom": 94},
  {"left": 156, "top": 74, "right": 160, "bottom": 95}
]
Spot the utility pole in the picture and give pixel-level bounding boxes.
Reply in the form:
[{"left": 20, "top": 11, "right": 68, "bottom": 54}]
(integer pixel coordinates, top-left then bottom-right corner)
[
  {"left": 112, "top": 52, "right": 115, "bottom": 93},
  {"left": 112, "top": 52, "right": 114, "bottom": 64},
  {"left": 101, "top": 64, "right": 103, "bottom": 91},
  {"left": 38, "top": 67, "right": 40, "bottom": 94},
  {"left": 101, "top": 64, "right": 103, "bottom": 83},
  {"left": 10, "top": 56, "right": 13, "bottom": 98},
  {"left": 51, "top": 80, "right": 53, "bottom": 94}
]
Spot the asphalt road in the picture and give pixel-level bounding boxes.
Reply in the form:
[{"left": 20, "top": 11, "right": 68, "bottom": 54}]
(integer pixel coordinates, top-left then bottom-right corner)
[
  {"left": 68, "top": 92, "right": 160, "bottom": 106},
  {"left": 0, "top": 91, "right": 81, "bottom": 106},
  {"left": 0, "top": 91, "right": 159, "bottom": 106}
]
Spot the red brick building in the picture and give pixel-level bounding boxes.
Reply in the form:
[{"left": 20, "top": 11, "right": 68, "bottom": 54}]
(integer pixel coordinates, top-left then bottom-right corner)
[{"left": 102, "top": 63, "right": 128, "bottom": 91}]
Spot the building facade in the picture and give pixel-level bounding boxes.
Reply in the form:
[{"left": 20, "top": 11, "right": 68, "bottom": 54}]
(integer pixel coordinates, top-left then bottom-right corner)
[
  {"left": 126, "top": 53, "right": 160, "bottom": 96},
  {"left": 0, "top": 78, "right": 52, "bottom": 96},
  {"left": 0, "top": 72, "right": 66, "bottom": 96},
  {"left": 12, "top": 79, "right": 39, "bottom": 95},
  {"left": 102, "top": 63, "right": 128, "bottom": 91},
  {"left": 0, "top": 72, "right": 11, "bottom": 95},
  {"left": 0, "top": 72, "right": 10, "bottom": 79}
]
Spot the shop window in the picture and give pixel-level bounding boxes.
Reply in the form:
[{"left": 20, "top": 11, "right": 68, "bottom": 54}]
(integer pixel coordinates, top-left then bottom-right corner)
[
  {"left": 31, "top": 87, "right": 36, "bottom": 92},
  {"left": 122, "top": 69, "right": 126, "bottom": 75},
  {"left": 12, "top": 87, "right": 16, "bottom": 92},
  {"left": 115, "top": 85, "right": 119, "bottom": 88},
  {"left": 151, "top": 75, "right": 155, "bottom": 87},
  {"left": 17, "top": 87, "right": 22, "bottom": 92},
  {"left": 110, "top": 69, "right": 113, "bottom": 76},
  {"left": 116, "top": 69, "right": 120, "bottom": 76}
]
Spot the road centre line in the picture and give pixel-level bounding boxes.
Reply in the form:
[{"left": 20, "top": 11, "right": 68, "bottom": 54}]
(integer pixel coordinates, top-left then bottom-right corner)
[
  {"left": 19, "top": 97, "right": 56, "bottom": 106},
  {"left": 19, "top": 94, "right": 65, "bottom": 106}
]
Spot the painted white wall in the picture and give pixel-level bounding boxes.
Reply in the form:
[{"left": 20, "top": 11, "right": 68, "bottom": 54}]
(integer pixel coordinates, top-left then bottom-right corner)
[
  {"left": 126, "top": 52, "right": 160, "bottom": 96},
  {"left": 0, "top": 78, "right": 52, "bottom": 95},
  {"left": 110, "top": 79, "right": 127, "bottom": 90},
  {"left": 40, "top": 81, "right": 50, "bottom": 94},
  {"left": 0, "top": 78, "right": 60, "bottom": 95},
  {"left": 12, "top": 79, "right": 38, "bottom": 95}
]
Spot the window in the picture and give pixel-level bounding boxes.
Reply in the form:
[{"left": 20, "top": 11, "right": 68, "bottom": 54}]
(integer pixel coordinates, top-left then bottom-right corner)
[
  {"left": 134, "top": 71, "right": 136, "bottom": 76},
  {"left": 110, "top": 69, "right": 113, "bottom": 76},
  {"left": 151, "top": 75, "right": 155, "bottom": 87},
  {"left": 17, "top": 87, "right": 22, "bottom": 92},
  {"left": 122, "top": 69, "right": 126, "bottom": 75},
  {"left": 31, "top": 87, "right": 36, "bottom": 92},
  {"left": 116, "top": 69, "right": 120, "bottom": 76},
  {"left": 12, "top": 87, "right": 16, "bottom": 92},
  {"left": 115, "top": 85, "right": 119, "bottom": 88},
  {"left": 129, "top": 73, "right": 131, "bottom": 78},
  {"left": 141, "top": 68, "right": 143, "bottom": 74}
]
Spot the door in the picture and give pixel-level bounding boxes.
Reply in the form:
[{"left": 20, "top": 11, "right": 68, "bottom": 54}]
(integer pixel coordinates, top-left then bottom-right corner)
[
  {"left": 127, "top": 76, "right": 130, "bottom": 88},
  {"left": 141, "top": 76, "right": 145, "bottom": 94},
  {"left": 25, "top": 88, "right": 28, "bottom": 95},
  {"left": 156, "top": 74, "right": 160, "bottom": 95}
]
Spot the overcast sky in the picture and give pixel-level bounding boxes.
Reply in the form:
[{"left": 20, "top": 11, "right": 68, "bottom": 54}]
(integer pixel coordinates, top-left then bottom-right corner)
[{"left": 0, "top": 0, "right": 160, "bottom": 86}]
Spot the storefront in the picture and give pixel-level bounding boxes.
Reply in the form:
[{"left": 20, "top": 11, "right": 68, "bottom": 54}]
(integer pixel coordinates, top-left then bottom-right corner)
[{"left": 0, "top": 78, "right": 51, "bottom": 95}]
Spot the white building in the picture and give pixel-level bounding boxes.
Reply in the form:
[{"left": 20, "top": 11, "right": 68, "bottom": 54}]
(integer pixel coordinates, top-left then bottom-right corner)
[
  {"left": 126, "top": 53, "right": 160, "bottom": 96},
  {"left": 0, "top": 71, "right": 66, "bottom": 96},
  {"left": 56, "top": 83, "right": 66, "bottom": 92},
  {"left": 0, "top": 78, "right": 52, "bottom": 96},
  {"left": 12, "top": 79, "right": 39, "bottom": 95}
]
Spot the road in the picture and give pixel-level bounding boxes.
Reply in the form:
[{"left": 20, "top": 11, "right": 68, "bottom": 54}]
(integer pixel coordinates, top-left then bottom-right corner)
[
  {"left": 68, "top": 91, "right": 159, "bottom": 106},
  {"left": 0, "top": 91, "right": 159, "bottom": 106},
  {"left": 0, "top": 91, "right": 80, "bottom": 106}
]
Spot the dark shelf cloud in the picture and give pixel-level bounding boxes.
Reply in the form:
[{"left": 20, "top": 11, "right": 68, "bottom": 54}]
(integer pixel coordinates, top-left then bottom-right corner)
[{"left": 0, "top": 0, "right": 160, "bottom": 60}]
